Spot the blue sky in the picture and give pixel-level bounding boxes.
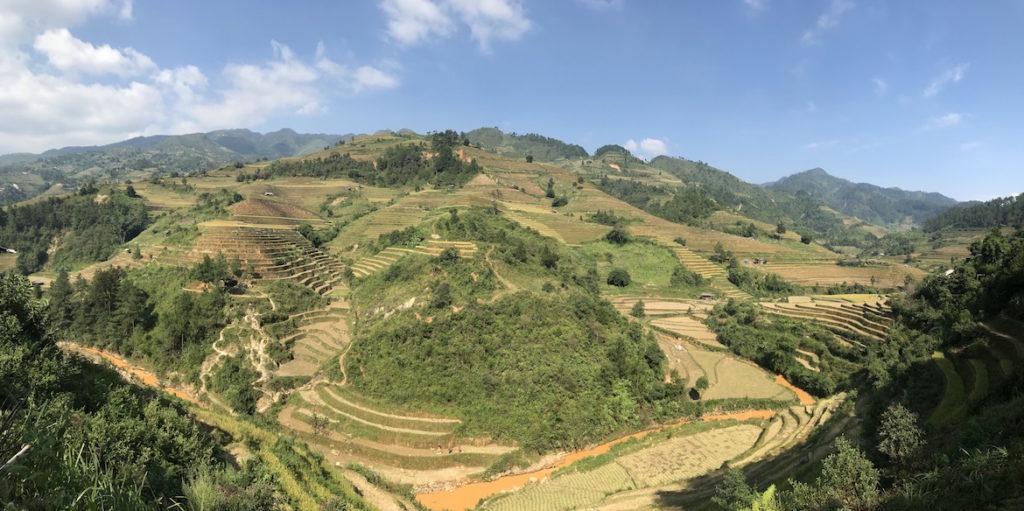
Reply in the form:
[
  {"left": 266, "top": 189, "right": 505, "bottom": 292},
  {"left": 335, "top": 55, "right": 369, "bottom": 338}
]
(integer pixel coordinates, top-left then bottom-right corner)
[{"left": 1, "top": 1, "right": 1021, "bottom": 200}]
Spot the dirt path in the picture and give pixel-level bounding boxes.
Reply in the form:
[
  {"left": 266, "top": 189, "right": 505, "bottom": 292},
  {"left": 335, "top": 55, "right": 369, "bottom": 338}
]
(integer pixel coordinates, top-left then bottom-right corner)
[
  {"left": 484, "top": 247, "right": 517, "bottom": 294},
  {"left": 245, "top": 308, "right": 274, "bottom": 384},
  {"left": 342, "top": 469, "right": 406, "bottom": 511},
  {"left": 60, "top": 342, "right": 199, "bottom": 405},
  {"left": 337, "top": 341, "right": 352, "bottom": 386},
  {"left": 982, "top": 319, "right": 1024, "bottom": 358}
]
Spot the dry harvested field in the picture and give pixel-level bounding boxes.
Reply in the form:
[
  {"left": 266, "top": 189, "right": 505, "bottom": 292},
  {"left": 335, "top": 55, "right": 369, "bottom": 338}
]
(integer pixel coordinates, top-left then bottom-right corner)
[
  {"left": 684, "top": 344, "right": 796, "bottom": 401},
  {"left": 657, "top": 334, "right": 705, "bottom": 383},
  {"left": 482, "top": 424, "right": 763, "bottom": 511},
  {"left": 765, "top": 262, "right": 926, "bottom": 288},
  {"left": 228, "top": 198, "right": 324, "bottom": 224},
  {"left": 279, "top": 383, "right": 511, "bottom": 484},
  {"left": 131, "top": 182, "right": 198, "bottom": 210},
  {"left": 761, "top": 300, "right": 892, "bottom": 341}
]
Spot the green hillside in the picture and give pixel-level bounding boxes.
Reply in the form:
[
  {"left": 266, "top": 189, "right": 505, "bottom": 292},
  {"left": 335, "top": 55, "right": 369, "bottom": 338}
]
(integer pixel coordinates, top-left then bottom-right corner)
[
  {"left": 924, "top": 192, "right": 1023, "bottom": 231},
  {"left": 466, "top": 127, "right": 588, "bottom": 161},
  {"left": 767, "top": 167, "right": 959, "bottom": 227}
]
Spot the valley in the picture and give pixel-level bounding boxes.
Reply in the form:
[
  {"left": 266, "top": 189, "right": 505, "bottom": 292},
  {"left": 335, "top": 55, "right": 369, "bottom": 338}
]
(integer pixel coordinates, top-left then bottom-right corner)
[{"left": 4, "top": 129, "right": 1023, "bottom": 511}]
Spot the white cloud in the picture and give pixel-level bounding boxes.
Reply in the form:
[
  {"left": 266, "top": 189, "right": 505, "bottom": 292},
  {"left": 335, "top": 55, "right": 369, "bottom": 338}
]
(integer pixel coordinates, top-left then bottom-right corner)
[
  {"left": 624, "top": 138, "right": 668, "bottom": 160},
  {"left": 0, "top": 10, "right": 399, "bottom": 153},
  {"left": 925, "top": 112, "right": 963, "bottom": 130},
  {"left": 379, "top": 0, "right": 531, "bottom": 52},
  {"left": 801, "top": 0, "right": 854, "bottom": 45},
  {"left": 577, "top": 0, "right": 623, "bottom": 10},
  {"left": 923, "top": 63, "right": 968, "bottom": 98},
  {"left": 743, "top": 0, "right": 766, "bottom": 11},
  {"left": 34, "top": 28, "right": 154, "bottom": 76},
  {"left": 380, "top": 0, "right": 455, "bottom": 47},
  {"left": 872, "top": 77, "right": 887, "bottom": 95},
  {"left": 803, "top": 140, "right": 838, "bottom": 150},
  {"left": 354, "top": 66, "right": 399, "bottom": 91}
]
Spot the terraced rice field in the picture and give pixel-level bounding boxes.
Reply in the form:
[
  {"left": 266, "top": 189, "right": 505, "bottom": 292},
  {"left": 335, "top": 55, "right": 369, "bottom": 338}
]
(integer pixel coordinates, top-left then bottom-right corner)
[
  {"left": 928, "top": 324, "right": 1024, "bottom": 426},
  {"left": 280, "top": 383, "right": 509, "bottom": 477},
  {"left": 189, "top": 225, "right": 347, "bottom": 295},
  {"left": 929, "top": 352, "right": 967, "bottom": 425},
  {"left": 656, "top": 334, "right": 705, "bottom": 383},
  {"left": 276, "top": 305, "right": 351, "bottom": 376},
  {"left": 761, "top": 300, "right": 892, "bottom": 341},
  {"left": 483, "top": 424, "right": 761, "bottom": 511},
  {"left": 671, "top": 247, "right": 749, "bottom": 300},
  {"left": 481, "top": 406, "right": 856, "bottom": 511},
  {"left": 351, "top": 241, "right": 478, "bottom": 278}
]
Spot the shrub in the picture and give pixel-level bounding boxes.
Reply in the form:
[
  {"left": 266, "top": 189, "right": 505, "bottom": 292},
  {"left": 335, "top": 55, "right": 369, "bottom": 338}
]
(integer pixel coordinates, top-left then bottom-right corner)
[
  {"left": 630, "top": 300, "right": 645, "bottom": 318},
  {"left": 670, "top": 265, "right": 704, "bottom": 288},
  {"left": 607, "top": 268, "right": 632, "bottom": 287},
  {"left": 605, "top": 226, "right": 631, "bottom": 246}
]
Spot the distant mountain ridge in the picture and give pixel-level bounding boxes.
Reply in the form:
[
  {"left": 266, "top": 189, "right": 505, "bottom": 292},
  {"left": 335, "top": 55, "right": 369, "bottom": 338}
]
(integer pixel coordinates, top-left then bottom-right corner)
[
  {"left": 0, "top": 128, "right": 349, "bottom": 205},
  {"left": 7, "top": 128, "right": 346, "bottom": 163},
  {"left": 765, "top": 168, "right": 959, "bottom": 227}
]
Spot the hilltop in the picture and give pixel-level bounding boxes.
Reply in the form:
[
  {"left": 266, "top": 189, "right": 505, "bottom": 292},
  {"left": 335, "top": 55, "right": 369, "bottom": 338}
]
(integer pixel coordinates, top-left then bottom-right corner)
[{"left": 766, "top": 167, "right": 959, "bottom": 228}]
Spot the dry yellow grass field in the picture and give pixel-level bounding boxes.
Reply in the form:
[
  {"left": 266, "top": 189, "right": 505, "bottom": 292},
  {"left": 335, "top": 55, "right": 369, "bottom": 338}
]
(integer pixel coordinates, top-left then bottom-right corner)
[{"left": 766, "top": 263, "right": 926, "bottom": 287}]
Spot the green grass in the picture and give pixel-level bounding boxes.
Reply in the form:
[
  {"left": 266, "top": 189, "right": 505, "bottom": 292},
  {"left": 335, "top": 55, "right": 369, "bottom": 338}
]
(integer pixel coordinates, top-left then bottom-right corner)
[
  {"left": 966, "top": 359, "right": 989, "bottom": 402},
  {"left": 929, "top": 352, "right": 966, "bottom": 425},
  {"left": 577, "top": 239, "right": 703, "bottom": 297}
]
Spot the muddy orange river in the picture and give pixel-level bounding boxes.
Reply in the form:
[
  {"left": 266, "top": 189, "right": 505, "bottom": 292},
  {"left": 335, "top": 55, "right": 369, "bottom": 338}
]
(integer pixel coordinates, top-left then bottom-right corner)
[
  {"left": 416, "top": 408, "right": 778, "bottom": 511},
  {"left": 775, "top": 374, "right": 816, "bottom": 405},
  {"left": 62, "top": 343, "right": 198, "bottom": 404}
]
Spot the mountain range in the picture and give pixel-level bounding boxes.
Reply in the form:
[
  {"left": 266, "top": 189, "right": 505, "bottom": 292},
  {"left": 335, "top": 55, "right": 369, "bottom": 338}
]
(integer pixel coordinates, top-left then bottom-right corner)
[
  {"left": 2, "top": 128, "right": 962, "bottom": 232},
  {"left": 0, "top": 129, "right": 349, "bottom": 204},
  {"left": 765, "top": 168, "right": 960, "bottom": 228}
]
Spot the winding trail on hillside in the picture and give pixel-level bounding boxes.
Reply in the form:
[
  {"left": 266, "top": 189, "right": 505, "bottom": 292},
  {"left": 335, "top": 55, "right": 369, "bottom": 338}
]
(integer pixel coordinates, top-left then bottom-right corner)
[
  {"left": 484, "top": 247, "right": 517, "bottom": 298},
  {"left": 981, "top": 319, "right": 1024, "bottom": 357}
]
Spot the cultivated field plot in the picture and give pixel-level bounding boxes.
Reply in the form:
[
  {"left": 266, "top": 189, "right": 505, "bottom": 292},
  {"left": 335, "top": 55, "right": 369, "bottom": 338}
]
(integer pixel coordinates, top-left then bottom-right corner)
[
  {"left": 765, "top": 262, "right": 926, "bottom": 288},
  {"left": 484, "top": 424, "right": 762, "bottom": 511},
  {"left": 761, "top": 300, "right": 892, "bottom": 341},
  {"left": 228, "top": 198, "right": 324, "bottom": 225},
  {"left": 275, "top": 306, "right": 351, "bottom": 377},
  {"left": 131, "top": 182, "right": 197, "bottom": 210},
  {"left": 616, "top": 424, "right": 762, "bottom": 486},
  {"left": 687, "top": 345, "right": 796, "bottom": 401},
  {"left": 656, "top": 334, "right": 705, "bottom": 383},
  {"left": 928, "top": 324, "right": 1024, "bottom": 426},
  {"left": 190, "top": 225, "right": 347, "bottom": 296},
  {"left": 279, "top": 382, "right": 509, "bottom": 477},
  {"left": 350, "top": 241, "right": 478, "bottom": 278}
]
